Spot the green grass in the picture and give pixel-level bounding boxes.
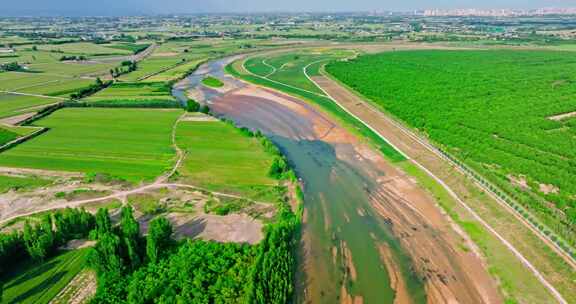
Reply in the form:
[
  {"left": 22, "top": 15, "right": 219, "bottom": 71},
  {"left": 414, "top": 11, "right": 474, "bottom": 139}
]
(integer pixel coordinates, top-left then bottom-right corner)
[
  {"left": 119, "top": 56, "right": 186, "bottom": 82},
  {"left": 18, "top": 78, "right": 94, "bottom": 97},
  {"left": 143, "top": 58, "right": 206, "bottom": 82},
  {"left": 326, "top": 50, "right": 576, "bottom": 246},
  {"left": 27, "top": 62, "right": 116, "bottom": 78},
  {"left": 0, "top": 93, "right": 57, "bottom": 119},
  {"left": 0, "top": 174, "right": 51, "bottom": 193},
  {"left": 227, "top": 58, "right": 406, "bottom": 163},
  {"left": 0, "top": 72, "right": 59, "bottom": 91},
  {"left": 0, "top": 108, "right": 181, "bottom": 182},
  {"left": 85, "top": 82, "right": 175, "bottom": 102},
  {"left": 1, "top": 249, "right": 89, "bottom": 304},
  {"left": 106, "top": 43, "right": 150, "bottom": 54},
  {"left": 36, "top": 42, "right": 132, "bottom": 56},
  {"left": 201, "top": 76, "right": 224, "bottom": 88},
  {"left": 0, "top": 127, "right": 19, "bottom": 146},
  {"left": 175, "top": 117, "right": 278, "bottom": 200}
]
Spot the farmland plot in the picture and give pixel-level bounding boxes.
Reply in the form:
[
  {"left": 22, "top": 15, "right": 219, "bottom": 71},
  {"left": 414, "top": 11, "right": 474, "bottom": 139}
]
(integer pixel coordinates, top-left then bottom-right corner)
[{"left": 0, "top": 108, "right": 181, "bottom": 182}]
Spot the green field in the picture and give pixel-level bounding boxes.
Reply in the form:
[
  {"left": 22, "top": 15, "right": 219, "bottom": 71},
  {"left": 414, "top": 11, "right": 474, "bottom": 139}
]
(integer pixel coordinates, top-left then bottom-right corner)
[
  {"left": 85, "top": 82, "right": 175, "bottom": 102},
  {"left": 1, "top": 249, "right": 89, "bottom": 304},
  {"left": 244, "top": 49, "right": 353, "bottom": 95},
  {"left": 0, "top": 174, "right": 51, "bottom": 193},
  {"left": 143, "top": 58, "right": 206, "bottom": 82},
  {"left": 175, "top": 115, "right": 278, "bottom": 199},
  {"left": 36, "top": 42, "right": 132, "bottom": 56},
  {"left": 0, "top": 127, "right": 19, "bottom": 146},
  {"left": 326, "top": 50, "right": 576, "bottom": 246},
  {"left": 201, "top": 76, "right": 224, "bottom": 88},
  {"left": 27, "top": 62, "right": 116, "bottom": 78},
  {"left": 0, "top": 93, "right": 57, "bottom": 119},
  {"left": 0, "top": 108, "right": 181, "bottom": 182},
  {"left": 119, "top": 55, "right": 186, "bottom": 82}
]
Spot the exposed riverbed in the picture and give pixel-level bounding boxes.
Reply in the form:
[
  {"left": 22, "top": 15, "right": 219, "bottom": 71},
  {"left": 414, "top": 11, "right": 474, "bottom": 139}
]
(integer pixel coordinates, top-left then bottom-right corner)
[{"left": 173, "top": 57, "right": 501, "bottom": 304}]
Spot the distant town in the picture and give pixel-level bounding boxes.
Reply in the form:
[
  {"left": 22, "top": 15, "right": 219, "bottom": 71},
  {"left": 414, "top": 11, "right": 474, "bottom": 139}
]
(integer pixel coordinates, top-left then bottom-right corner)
[{"left": 422, "top": 7, "right": 576, "bottom": 17}]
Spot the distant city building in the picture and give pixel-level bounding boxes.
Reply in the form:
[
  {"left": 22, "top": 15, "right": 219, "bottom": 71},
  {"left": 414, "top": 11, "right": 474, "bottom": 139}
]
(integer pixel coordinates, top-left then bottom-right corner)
[{"left": 424, "top": 7, "right": 576, "bottom": 17}]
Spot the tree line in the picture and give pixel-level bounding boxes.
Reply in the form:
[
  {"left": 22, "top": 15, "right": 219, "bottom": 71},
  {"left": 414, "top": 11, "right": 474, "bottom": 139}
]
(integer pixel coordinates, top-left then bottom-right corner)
[
  {"left": 0, "top": 208, "right": 96, "bottom": 300},
  {"left": 89, "top": 203, "right": 299, "bottom": 303}
]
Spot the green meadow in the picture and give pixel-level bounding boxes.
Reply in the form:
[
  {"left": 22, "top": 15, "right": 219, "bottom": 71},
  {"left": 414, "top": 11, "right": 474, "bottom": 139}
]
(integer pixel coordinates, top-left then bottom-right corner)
[
  {"left": 0, "top": 108, "right": 181, "bottom": 182},
  {"left": 175, "top": 116, "right": 277, "bottom": 199},
  {"left": 201, "top": 76, "right": 224, "bottom": 88},
  {"left": 36, "top": 42, "right": 132, "bottom": 56},
  {"left": 85, "top": 82, "right": 176, "bottom": 102},
  {"left": 1, "top": 249, "right": 89, "bottom": 304},
  {"left": 0, "top": 93, "right": 57, "bottom": 119},
  {"left": 0, "top": 174, "right": 51, "bottom": 193}
]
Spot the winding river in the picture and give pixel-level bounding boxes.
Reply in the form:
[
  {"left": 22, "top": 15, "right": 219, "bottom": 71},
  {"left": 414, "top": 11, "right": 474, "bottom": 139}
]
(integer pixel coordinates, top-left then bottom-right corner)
[{"left": 173, "top": 56, "right": 501, "bottom": 304}]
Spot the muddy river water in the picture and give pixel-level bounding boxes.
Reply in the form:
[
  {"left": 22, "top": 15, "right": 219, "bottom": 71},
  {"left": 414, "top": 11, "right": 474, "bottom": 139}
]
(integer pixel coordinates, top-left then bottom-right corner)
[{"left": 173, "top": 57, "right": 501, "bottom": 304}]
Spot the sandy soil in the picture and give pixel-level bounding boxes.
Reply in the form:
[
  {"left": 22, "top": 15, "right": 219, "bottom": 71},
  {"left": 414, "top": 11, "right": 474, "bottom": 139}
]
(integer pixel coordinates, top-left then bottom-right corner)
[
  {"left": 0, "top": 166, "right": 83, "bottom": 178},
  {"left": 181, "top": 113, "right": 219, "bottom": 122},
  {"left": 129, "top": 186, "right": 267, "bottom": 244},
  {"left": 170, "top": 213, "right": 263, "bottom": 244},
  {"left": 548, "top": 111, "right": 576, "bottom": 121},
  {"left": 212, "top": 77, "right": 502, "bottom": 303},
  {"left": 0, "top": 113, "right": 37, "bottom": 125},
  {"left": 50, "top": 270, "right": 97, "bottom": 304},
  {"left": 153, "top": 52, "right": 179, "bottom": 57},
  {"left": 0, "top": 180, "right": 122, "bottom": 223}
]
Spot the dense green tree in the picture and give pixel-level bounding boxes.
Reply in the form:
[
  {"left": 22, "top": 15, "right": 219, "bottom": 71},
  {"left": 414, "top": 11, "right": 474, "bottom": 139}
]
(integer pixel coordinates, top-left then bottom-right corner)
[
  {"left": 95, "top": 208, "right": 112, "bottom": 238},
  {"left": 120, "top": 206, "right": 142, "bottom": 270},
  {"left": 146, "top": 217, "right": 173, "bottom": 263}
]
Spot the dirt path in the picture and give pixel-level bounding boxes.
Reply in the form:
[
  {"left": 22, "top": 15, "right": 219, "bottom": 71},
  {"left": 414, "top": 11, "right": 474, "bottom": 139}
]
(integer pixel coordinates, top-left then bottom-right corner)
[
  {"left": 0, "top": 90, "right": 69, "bottom": 100},
  {"left": 50, "top": 270, "right": 96, "bottom": 304},
  {"left": 309, "top": 74, "right": 570, "bottom": 304}
]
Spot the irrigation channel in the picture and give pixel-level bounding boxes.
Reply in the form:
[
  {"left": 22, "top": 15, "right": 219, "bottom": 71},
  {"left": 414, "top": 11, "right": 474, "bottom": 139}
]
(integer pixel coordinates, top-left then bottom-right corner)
[{"left": 173, "top": 57, "right": 501, "bottom": 304}]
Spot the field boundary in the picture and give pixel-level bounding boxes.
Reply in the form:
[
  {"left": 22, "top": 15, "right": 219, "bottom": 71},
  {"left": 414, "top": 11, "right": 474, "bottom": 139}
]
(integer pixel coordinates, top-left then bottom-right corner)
[
  {"left": 0, "top": 126, "right": 47, "bottom": 153},
  {"left": 307, "top": 69, "right": 568, "bottom": 303}
]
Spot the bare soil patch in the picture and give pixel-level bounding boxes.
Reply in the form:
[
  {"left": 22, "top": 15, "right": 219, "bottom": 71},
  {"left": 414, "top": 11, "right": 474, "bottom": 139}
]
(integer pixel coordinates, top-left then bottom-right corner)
[
  {"left": 50, "top": 270, "right": 97, "bottom": 304},
  {"left": 548, "top": 111, "right": 576, "bottom": 121},
  {"left": 0, "top": 113, "right": 37, "bottom": 125},
  {"left": 152, "top": 52, "right": 179, "bottom": 57}
]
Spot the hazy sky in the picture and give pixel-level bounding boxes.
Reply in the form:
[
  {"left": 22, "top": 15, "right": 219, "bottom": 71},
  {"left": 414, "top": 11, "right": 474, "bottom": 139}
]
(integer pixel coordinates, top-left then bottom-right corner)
[{"left": 4, "top": 0, "right": 576, "bottom": 15}]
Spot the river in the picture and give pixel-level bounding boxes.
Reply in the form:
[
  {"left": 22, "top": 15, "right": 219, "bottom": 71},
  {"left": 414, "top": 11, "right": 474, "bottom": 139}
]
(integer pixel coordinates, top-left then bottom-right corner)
[{"left": 172, "top": 56, "right": 500, "bottom": 304}]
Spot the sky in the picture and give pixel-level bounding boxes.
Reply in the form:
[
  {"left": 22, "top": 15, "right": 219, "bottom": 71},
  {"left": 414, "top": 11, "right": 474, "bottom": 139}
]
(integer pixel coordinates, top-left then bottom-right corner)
[{"left": 3, "top": 0, "right": 576, "bottom": 16}]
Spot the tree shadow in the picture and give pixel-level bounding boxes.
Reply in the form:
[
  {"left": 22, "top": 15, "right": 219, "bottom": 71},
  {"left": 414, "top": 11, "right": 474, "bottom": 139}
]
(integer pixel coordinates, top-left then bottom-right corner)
[
  {"left": 174, "top": 217, "right": 207, "bottom": 240},
  {"left": 9, "top": 270, "right": 67, "bottom": 304},
  {"left": 4, "top": 260, "right": 59, "bottom": 289}
]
